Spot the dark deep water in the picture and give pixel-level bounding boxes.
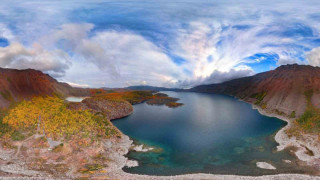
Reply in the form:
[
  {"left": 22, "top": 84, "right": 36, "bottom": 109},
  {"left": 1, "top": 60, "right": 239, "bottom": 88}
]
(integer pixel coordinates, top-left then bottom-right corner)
[{"left": 112, "top": 92, "right": 313, "bottom": 176}]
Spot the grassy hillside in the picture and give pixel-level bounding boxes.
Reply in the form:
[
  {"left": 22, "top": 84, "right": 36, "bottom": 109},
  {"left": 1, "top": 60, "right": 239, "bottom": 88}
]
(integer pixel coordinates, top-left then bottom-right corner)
[
  {"left": 295, "top": 90, "right": 320, "bottom": 136},
  {"left": 2, "top": 96, "right": 119, "bottom": 142},
  {"left": 0, "top": 96, "right": 121, "bottom": 177}
]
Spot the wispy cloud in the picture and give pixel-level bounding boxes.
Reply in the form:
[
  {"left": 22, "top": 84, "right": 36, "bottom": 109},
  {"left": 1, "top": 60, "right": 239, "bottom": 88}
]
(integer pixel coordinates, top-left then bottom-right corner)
[
  {"left": 0, "top": 0, "right": 320, "bottom": 87},
  {"left": 306, "top": 47, "right": 320, "bottom": 66}
]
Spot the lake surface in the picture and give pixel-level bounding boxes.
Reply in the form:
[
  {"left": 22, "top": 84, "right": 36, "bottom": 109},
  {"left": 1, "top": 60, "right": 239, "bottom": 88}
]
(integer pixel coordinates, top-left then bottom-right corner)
[
  {"left": 112, "top": 92, "right": 313, "bottom": 176},
  {"left": 65, "top": 96, "right": 87, "bottom": 102}
]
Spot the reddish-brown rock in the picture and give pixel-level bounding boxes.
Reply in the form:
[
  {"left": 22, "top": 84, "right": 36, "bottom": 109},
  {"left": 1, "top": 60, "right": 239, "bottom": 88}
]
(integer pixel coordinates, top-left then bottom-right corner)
[
  {"left": 0, "top": 68, "right": 90, "bottom": 108},
  {"left": 67, "top": 98, "right": 133, "bottom": 120},
  {"left": 191, "top": 64, "right": 320, "bottom": 117}
]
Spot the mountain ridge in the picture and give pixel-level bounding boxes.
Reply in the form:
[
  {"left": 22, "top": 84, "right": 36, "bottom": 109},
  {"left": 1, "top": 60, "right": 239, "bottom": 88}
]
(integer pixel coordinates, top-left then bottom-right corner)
[
  {"left": 2, "top": 64, "right": 320, "bottom": 118},
  {"left": 0, "top": 67, "right": 90, "bottom": 108},
  {"left": 191, "top": 64, "right": 320, "bottom": 117}
]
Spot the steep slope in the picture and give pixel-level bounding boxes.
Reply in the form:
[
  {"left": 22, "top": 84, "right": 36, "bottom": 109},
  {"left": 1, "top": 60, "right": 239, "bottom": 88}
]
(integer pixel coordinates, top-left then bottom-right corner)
[
  {"left": 0, "top": 68, "right": 90, "bottom": 108},
  {"left": 191, "top": 64, "right": 320, "bottom": 117}
]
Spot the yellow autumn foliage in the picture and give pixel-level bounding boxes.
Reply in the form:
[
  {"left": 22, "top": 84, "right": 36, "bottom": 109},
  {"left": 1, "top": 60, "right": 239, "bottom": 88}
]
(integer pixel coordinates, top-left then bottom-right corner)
[{"left": 3, "top": 96, "right": 107, "bottom": 140}]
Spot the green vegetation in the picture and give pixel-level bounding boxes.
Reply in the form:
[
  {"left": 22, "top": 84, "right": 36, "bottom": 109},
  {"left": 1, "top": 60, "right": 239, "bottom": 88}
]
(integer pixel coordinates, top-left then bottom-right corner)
[
  {"left": 295, "top": 90, "right": 320, "bottom": 135},
  {"left": 251, "top": 91, "right": 267, "bottom": 105},
  {"left": 79, "top": 164, "right": 104, "bottom": 174},
  {"left": 90, "top": 90, "right": 183, "bottom": 108},
  {"left": 261, "top": 102, "right": 267, "bottom": 109},
  {"left": 0, "top": 90, "right": 13, "bottom": 101},
  {"left": 91, "top": 90, "right": 153, "bottom": 104},
  {"left": 147, "top": 93, "right": 184, "bottom": 108},
  {"left": 122, "top": 91, "right": 153, "bottom": 104},
  {"left": 289, "top": 111, "right": 296, "bottom": 118},
  {"left": 11, "top": 131, "right": 25, "bottom": 141},
  {"left": 6, "top": 77, "right": 12, "bottom": 83},
  {"left": 274, "top": 109, "right": 285, "bottom": 116},
  {"left": 0, "top": 109, "right": 10, "bottom": 138}
]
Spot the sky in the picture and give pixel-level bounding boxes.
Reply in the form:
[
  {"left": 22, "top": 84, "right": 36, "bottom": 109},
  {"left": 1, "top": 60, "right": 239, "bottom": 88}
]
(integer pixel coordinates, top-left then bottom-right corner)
[{"left": 0, "top": 0, "right": 320, "bottom": 88}]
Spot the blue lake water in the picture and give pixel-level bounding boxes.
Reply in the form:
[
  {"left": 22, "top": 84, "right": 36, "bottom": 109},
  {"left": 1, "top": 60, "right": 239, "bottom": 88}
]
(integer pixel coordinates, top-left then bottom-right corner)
[
  {"left": 65, "top": 96, "right": 87, "bottom": 102},
  {"left": 112, "top": 92, "right": 314, "bottom": 176}
]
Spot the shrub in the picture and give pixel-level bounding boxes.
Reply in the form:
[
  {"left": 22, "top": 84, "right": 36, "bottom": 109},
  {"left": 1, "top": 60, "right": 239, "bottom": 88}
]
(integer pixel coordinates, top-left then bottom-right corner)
[
  {"left": 295, "top": 90, "right": 320, "bottom": 135},
  {"left": 289, "top": 111, "right": 296, "bottom": 118},
  {"left": 0, "top": 90, "right": 13, "bottom": 101},
  {"left": 0, "top": 109, "right": 11, "bottom": 137},
  {"left": 3, "top": 96, "right": 109, "bottom": 140},
  {"left": 11, "top": 131, "right": 25, "bottom": 141},
  {"left": 251, "top": 91, "right": 267, "bottom": 105}
]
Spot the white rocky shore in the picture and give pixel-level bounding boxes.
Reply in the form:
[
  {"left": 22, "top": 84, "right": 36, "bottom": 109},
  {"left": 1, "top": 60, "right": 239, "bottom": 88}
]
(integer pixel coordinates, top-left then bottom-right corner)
[
  {"left": 1, "top": 129, "right": 320, "bottom": 180},
  {"left": 253, "top": 105, "right": 320, "bottom": 168},
  {"left": 1, "top": 104, "right": 320, "bottom": 179},
  {"left": 99, "top": 103, "right": 320, "bottom": 180},
  {"left": 101, "top": 133, "right": 320, "bottom": 180},
  {"left": 131, "top": 144, "right": 154, "bottom": 152},
  {"left": 256, "top": 162, "right": 276, "bottom": 170}
]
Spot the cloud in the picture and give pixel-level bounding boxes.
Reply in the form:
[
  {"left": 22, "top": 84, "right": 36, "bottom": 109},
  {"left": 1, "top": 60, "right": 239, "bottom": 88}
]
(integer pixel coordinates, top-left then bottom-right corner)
[
  {"left": 170, "top": 9, "right": 320, "bottom": 85},
  {"left": 48, "top": 24, "right": 185, "bottom": 87},
  {"left": 62, "top": 81, "right": 89, "bottom": 88},
  {"left": 176, "top": 67, "right": 254, "bottom": 88},
  {"left": 1, "top": 1, "right": 320, "bottom": 87},
  {"left": 306, "top": 47, "right": 320, "bottom": 66},
  {"left": 0, "top": 24, "right": 15, "bottom": 42},
  {"left": 89, "top": 30, "right": 183, "bottom": 78},
  {"left": 0, "top": 42, "right": 71, "bottom": 77},
  {"left": 170, "top": 21, "right": 281, "bottom": 83},
  {"left": 0, "top": 22, "right": 185, "bottom": 87},
  {"left": 205, "top": 68, "right": 254, "bottom": 84}
]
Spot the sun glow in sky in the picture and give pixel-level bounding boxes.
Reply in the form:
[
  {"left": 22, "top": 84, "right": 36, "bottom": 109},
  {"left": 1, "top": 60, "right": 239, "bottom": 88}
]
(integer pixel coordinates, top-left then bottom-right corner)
[{"left": 0, "top": 0, "right": 320, "bottom": 88}]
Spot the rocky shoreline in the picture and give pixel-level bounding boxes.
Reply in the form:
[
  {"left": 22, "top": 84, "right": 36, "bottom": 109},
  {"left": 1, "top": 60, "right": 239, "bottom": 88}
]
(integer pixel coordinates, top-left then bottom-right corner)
[
  {"left": 102, "top": 101, "right": 320, "bottom": 180},
  {"left": 101, "top": 134, "right": 320, "bottom": 180},
  {"left": 1, "top": 96, "right": 320, "bottom": 179},
  {"left": 2, "top": 131, "right": 320, "bottom": 180},
  {"left": 252, "top": 105, "right": 320, "bottom": 170}
]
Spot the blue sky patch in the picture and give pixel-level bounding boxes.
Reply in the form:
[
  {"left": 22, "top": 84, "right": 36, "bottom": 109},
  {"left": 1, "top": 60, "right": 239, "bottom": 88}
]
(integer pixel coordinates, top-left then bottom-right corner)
[
  {"left": 1, "top": 1, "right": 320, "bottom": 87},
  {"left": 243, "top": 53, "right": 279, "bottom": 72},
  {"left": 0, "top": 38, "right": 9, "bottom": 47}
]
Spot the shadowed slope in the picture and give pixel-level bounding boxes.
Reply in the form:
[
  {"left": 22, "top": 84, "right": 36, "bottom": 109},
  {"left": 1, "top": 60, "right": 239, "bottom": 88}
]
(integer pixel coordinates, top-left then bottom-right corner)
[
  {"left": 191, "top": 64, "right": 320, "bottom": 117},
  {"left": 0, "top": 68, "right": 90, "bottom": 108}
]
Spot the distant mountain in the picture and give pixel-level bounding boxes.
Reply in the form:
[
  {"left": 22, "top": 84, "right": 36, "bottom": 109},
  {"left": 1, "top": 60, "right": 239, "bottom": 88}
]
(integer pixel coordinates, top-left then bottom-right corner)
[
  {"left": 125, "top": 85, "right": 182, "bottom": 92},
  {"left": 191, "top": 64, "right": 320, "bottom": 117},
  {"left": 3, "top": 64, "right": 319, "bottom": 118},
  {"left": 0, "top": 68, "right": 90, "bottom": 108}
]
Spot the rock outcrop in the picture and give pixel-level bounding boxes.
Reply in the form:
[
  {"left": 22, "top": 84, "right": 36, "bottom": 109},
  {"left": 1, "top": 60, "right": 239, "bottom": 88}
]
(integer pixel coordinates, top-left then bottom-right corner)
[{"left": 67, "top": 98, "right": 133, "bottom": 120}]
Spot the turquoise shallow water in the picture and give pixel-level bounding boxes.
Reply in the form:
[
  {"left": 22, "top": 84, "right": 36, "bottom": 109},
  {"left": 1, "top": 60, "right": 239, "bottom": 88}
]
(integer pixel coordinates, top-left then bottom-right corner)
[{"left": 112, "top": 92, "right": 314, "bottom": 176}]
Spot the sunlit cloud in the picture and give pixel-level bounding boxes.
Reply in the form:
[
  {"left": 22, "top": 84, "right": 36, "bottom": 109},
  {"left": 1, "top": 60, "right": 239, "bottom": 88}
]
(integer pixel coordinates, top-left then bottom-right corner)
[
  {"left": 0, "top": 42, "right": 71, "bottom": 77},
  {"left": 0, "top": 0, "right": 320, "bottom": 87}
]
